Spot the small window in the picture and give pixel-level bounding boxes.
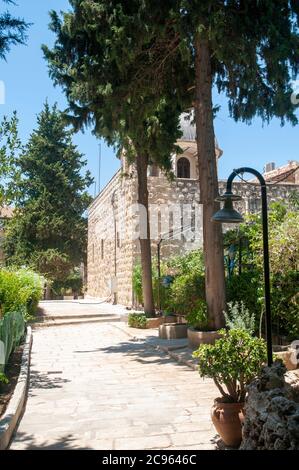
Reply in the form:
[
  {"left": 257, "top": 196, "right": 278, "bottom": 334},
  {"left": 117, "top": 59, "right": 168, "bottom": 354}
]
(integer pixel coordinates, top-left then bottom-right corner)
[{"left": 177, "top": 157, "right": 190, "bottom": 179}]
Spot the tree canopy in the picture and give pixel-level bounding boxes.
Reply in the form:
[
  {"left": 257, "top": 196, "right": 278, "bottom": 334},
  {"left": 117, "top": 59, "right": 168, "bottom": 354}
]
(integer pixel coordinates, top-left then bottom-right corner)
[
  {"left": 43, "top": 0, "right": 299, "bottom": 324},
  {"left": 4, "top": 103, "right": 93, "bottom": 284},
  {"left": 0, "top": 0, "right": 29, "bottom": 60}
]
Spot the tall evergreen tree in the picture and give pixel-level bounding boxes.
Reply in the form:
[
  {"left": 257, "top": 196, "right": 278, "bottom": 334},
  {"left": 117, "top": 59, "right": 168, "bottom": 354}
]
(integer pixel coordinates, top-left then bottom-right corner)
[
  {"left": 0, "top": 112, "right": 22, "bottom": 204},
  {"left": 43, "top": 3, "right": 186, "bottom": 315},
  {"left": 44, "top": 1, "right": 299, "bottom": 327},
  {"left": 4, "top": 103, "right": 93, "bottom": 284},
  {"left": 0, "top": 0, "right": 29, "bottom": 60}
]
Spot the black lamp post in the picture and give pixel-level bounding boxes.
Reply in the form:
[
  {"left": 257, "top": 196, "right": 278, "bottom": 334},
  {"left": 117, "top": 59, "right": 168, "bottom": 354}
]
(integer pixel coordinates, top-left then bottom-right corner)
[{"left": 212, "top": 167, "right": 273, "bottom": 366}]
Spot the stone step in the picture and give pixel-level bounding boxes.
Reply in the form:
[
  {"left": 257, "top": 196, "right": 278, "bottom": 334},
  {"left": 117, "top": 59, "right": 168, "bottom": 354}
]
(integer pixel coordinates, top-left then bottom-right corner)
[
  {"left": 39, "top": 313, "right": 119, "bottom": 321},
  {"left": 31, "top": 316, "right": 121, "bottom": 328}
]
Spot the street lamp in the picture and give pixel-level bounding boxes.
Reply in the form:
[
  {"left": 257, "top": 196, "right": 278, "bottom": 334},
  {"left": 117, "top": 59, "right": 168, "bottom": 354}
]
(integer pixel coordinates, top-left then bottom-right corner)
[{"left": 212, "top": 167, "right": 273, "bottom": 366}]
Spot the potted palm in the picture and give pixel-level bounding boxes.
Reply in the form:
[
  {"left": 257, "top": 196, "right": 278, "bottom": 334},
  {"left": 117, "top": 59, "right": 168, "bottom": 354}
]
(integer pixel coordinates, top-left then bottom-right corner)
[{"left": 193, "top": 328, "right": 267, "bottom": 447}]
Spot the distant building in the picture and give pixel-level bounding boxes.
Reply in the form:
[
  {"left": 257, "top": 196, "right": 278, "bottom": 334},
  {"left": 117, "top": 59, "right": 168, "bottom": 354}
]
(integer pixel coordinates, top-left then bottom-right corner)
[
  {"left": 263, "top": 160, "right": 299, "bottom": 184},
  {"left": 87, "top": 115, "right": 299, "bottom": 306}
]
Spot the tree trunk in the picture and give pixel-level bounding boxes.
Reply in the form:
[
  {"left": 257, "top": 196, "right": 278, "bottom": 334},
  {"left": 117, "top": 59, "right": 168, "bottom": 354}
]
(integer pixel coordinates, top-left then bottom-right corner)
[
  {"left": 136, "top": 152, "right": 155, "bottom": 316},
  {"left": 194, "top": 35, "right": 225, "bottom": 329}
]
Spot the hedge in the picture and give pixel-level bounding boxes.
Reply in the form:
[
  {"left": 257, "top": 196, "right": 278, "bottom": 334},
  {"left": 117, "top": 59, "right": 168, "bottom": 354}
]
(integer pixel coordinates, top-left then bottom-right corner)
[{"left": 0, "top": 268, "right": 44, "bottom": 375}]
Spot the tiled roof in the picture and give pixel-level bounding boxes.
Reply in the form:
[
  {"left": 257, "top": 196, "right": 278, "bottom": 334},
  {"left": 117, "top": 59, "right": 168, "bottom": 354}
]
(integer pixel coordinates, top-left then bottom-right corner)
[{"left": 263, "top": 161, "right": 299, "bottom": 183}]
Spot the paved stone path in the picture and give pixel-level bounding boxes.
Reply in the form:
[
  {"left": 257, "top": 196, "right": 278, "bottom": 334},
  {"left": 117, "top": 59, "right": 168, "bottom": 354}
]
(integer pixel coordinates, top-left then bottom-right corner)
[{"left": 11, "top": 311, "right": 218, "bottom": 450}]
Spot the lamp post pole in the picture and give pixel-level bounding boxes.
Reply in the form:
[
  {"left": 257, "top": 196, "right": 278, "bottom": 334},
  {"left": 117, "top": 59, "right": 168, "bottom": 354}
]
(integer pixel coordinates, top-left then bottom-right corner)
[
  {"left": 157, "top": 238, "right": 162, "bottom": 314},
  {"left": 215, "top": 167, "right": 273, "bottom": 366}
]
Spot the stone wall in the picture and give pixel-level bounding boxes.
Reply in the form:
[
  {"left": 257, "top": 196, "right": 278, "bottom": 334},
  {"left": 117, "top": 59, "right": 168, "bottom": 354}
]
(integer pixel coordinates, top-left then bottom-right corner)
[
  {"left": 87, "top": 166, "right": 299, "bottom": 307},
  {"left": 241, "top": 362, "right": 299, "bottom": 450},
  {"left": 87, "top": 170, "right": 138, "bottom": 306}
]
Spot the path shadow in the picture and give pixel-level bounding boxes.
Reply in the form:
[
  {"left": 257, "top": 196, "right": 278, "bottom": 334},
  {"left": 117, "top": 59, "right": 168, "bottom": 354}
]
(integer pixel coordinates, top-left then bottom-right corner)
[
  {"left": 96, "top": 336, "right": 194, "bottom": 370},
  {"left": 28, "top": 370, "right": 71, "bottom": 396},
  {"left": 10, "top": 432, "right": 91, "bottom": 450}
]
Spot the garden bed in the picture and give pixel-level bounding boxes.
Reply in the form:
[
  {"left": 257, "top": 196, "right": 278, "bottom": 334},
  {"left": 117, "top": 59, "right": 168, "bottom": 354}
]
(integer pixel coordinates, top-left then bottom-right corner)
[{"left": 0, "top": 344, "right": 24, "bottom": 419}]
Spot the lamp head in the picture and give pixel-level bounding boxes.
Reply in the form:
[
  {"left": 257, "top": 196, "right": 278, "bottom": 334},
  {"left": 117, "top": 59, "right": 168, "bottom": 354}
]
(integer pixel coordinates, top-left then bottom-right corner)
[{"left": 212, "top": 192, "right": 244, "bottom": 224}]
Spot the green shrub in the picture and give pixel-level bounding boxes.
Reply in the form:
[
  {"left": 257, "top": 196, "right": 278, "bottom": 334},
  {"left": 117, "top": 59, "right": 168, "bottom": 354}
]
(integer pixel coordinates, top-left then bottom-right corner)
[
  {"left": 224, "top": 301, "right": 256, "bottom": 334},
  {"left": 0, "top": 372, "right": 9, "bottom": 386},
  {"left": 226, "top": 271, "right": 261, "bottom": 320},
  {"left": 0, "top": 269, "right": 44, "bottom": 316},
  {"left": 128, "top": 312, "right": 147, "bottom": 329},
  {"left": 132, "top": 250, "right": 205, "bottom": 314},
  {"left": 0, "top": 268, "right": 44, "bottom": 319},
  {"left": 164, "top": 249, "right": 205, "bottom": 276},
  {"left": 193, "top": 329, "right": 267, "bottom": 402},
  {"left": 225, "top": 203, "right": 299, "bottom": 340},
  {"left": 132, "top": 265, "right": 143, "bottom": 306},
  {"left": 165, "top": 271, "right": 205, "bottom": 315},
  {"left": 271, "top": 271, "right": 299, "bottom": 340},
  {"left": 186, "top": 299, "right": 209, "bottom": 330},
  {"left": 0, "top": 268, "right": 43, "bottom": 375}
]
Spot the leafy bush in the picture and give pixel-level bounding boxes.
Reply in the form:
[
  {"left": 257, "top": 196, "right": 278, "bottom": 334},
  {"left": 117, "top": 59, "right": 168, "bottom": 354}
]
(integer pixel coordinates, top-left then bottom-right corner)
[
  {"left": 0, "top": 372, "right": 9, "bottom": 386},
  {"left": 186, "top": 299, "right": 209, "bottom": 330},
  {"left": 226, "top": 271, "right": 261, "bottom": 321},
  {"left": 164, "top": 249, "right": 205, "bottom": 276},
  {"left": 53, "top": 268, "right": 83, "bottom": 297},
  {"left": 271, "top": 271, "right": 299, "bottom": 340},
  {"left": 225, "top": 202, "right": 299, "bottom": 340},
  {"left": 193, "top": 329, "right": 267, "bottom": 403},
  {"left": 132, "top": 264, "right": 144, "bottom": 306},
  {"left": 165, "top": 271, "right": 205, "bottom": 315},
  {"left": 0, "top": 268, "right": 44, "bottom": 319},
  {"left": 128, "top": 312, "right": 147, "bottom": 329},
  {"left": 224, "top": 302, "right": 256, "bottom": 334},
  {"left": 0, "top": 268, "right": 43, "bottom": 376},
  {"left": 132, "top": 250, "right": 205, "bottom": 315}
]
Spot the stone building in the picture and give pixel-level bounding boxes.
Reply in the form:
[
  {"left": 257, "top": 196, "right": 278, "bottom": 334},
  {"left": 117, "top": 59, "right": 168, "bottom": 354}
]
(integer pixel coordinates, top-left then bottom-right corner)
[{"left": 87, "top": 115, "right": 299, "bottom": 306}]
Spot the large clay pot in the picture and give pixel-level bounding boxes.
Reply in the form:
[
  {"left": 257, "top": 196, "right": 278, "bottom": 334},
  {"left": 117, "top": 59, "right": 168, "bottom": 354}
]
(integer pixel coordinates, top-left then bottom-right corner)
[
  {"left": 188, "top": 328, "right": 222, "bottom": 349},
  {"left": 211, "top": 400, "right": 245, "bottom": 448}
]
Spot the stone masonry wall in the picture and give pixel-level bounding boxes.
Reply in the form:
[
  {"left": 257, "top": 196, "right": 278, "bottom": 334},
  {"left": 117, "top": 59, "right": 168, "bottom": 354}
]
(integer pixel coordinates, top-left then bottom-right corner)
[
  {"left": 87, "top": 168, "right": 299, "bottom": 307},
  {"left": 241, "top": 362, "right": 299, "bottom": 450},
  {"left": 87, "top": 171, "right": 138, "bottom": 306}
]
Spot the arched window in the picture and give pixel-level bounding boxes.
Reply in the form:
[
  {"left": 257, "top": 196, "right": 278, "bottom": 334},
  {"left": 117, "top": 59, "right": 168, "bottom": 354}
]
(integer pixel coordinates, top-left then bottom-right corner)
[{"left": 177, "top": 157, "right": 190, "bottom": 178}]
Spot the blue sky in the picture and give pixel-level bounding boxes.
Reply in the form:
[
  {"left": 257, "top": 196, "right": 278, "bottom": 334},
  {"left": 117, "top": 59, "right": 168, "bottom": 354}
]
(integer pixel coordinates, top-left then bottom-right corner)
[{"left": 1, "top": 0, "right": 298, "bottom": 195}]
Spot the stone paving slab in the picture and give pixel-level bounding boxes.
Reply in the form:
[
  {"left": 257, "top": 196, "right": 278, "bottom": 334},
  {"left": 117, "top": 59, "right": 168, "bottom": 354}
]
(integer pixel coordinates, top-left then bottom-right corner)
[
  {"left": 38, "top": 300, "right": 128, "bottom": 318},
  {"left": 11, "top": 320, "right": 217, "bottom": 450},
  {"left": 114, "top": 323, "right": 198, "bottom": 369}
]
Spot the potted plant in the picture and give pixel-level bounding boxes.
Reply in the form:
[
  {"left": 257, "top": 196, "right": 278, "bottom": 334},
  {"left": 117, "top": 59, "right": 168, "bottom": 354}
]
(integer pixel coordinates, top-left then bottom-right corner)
[
  {"left": 193, "top": 328, "right": 267, "bottom": 447},
  {"left": 186, "top": 300, "right": 221, "bottom": 348}
]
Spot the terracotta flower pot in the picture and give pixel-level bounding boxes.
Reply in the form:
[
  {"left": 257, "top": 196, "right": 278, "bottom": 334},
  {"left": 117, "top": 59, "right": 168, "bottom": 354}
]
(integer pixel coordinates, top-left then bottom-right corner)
[
  {"left": 211, "top": 400, "right": 245, "bottom": 448},
  {"left": 187, "top": 328, "right": 222, "bottom": 349}
]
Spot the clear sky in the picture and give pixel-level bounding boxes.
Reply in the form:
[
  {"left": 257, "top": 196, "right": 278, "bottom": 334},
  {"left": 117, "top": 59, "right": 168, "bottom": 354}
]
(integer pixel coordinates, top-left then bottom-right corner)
[{"left": 1, "top": 0, "right": 298, "bottom": 196}]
